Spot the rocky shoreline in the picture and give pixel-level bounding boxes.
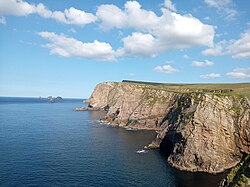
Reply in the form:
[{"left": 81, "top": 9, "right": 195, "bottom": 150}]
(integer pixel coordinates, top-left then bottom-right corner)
[
  {"left": 74, "top": 107, "right": 100, "bottom": 111},
  {"left": 78, "top": 81, "right": 250, "bottom": 176}
]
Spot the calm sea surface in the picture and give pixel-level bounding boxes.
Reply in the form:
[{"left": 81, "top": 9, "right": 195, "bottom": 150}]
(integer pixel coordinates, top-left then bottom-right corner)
[{"left": 0, "top": 97, "right": 226, "bottom": 187}]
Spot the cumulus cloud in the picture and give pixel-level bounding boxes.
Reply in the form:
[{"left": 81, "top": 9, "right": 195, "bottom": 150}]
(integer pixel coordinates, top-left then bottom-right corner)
[
  {"left": 1, "top": 0, "right": 216, "bottom": 59},
  {"left": 202, "top": 42, "right": 223, "bottom": 56},
  {"left": 200, "top": 73, "right": 221, "bottom": 79},
  {"left": 227, "top": 68, "right": 250, "bottom": 79},
  {"left": 153, "top": 65, "right": 179, "bottom": 74},
  {"left": 117, "top": 32, "right": 157, "bottom": 57},
  {"left": 97, "top": 1, "right": 215, "bottom": 57},
  {"left": 96, "top": 1, "right": 159, "bottom": 31},
  {"left": 0, "top": 0, "right": 96, "bottom": 26},
  {"left": 96, "top": 4, "right": 127, "bottom": 30},
  {"left": 1, "top": 0, "right": 217, "bottom": 60},
  {"left": 164, "top": 0, "right": 176, "bottom": 12},
  {"left": 56, "top": 7, "right": 96, "bottom": 26},
  {"left": 202, "top": 30, "right": 250, "bottom": 59},
  {"left": 204, "top": 0, "right": 237, "bottom": 20},
  {"left": 38, "top": 32, "right": 116, "bottom": 61},
  {"left": 226, "top": 30, "right": 250, "bottom": 59},
  {"left": 191, "top": 60, "right": 214, "bottom": 67},
  {"left": 0, "top": 0, "right": 35, "bottom": 16}
]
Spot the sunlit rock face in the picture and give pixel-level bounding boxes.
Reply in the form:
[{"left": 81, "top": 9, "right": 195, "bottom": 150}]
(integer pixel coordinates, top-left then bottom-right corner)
[{"left": 86, "top": 82, "right": 250, "bottom": 174}]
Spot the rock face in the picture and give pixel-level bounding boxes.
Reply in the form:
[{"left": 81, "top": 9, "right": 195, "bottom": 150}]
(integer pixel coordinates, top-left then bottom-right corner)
[{"left": 86, "top": 82, "right": 250, "bottom": 174}]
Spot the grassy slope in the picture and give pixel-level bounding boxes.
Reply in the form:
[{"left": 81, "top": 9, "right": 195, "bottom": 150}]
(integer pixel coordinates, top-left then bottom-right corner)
[
  {"left": 122, "top": 80, "right": 250, "bottom": 99},
  {"left": 220, "top": 155, "right": 250, "bottom": 187}
]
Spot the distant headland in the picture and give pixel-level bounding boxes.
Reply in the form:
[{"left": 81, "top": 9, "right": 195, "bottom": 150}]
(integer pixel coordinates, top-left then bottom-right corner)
[{"left": 39, "top": 96, "right": 63, "bottom": 103}]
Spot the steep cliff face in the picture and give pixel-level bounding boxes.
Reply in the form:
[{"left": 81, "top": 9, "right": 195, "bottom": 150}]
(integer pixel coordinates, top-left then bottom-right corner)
[{"left": 86, "top": 82, "right": 250, "bottom": 174}]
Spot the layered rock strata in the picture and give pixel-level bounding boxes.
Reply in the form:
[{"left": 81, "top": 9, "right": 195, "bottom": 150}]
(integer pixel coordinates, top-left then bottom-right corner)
[{"left": 86, "top": 82, "right": 250, "bottom": 174}]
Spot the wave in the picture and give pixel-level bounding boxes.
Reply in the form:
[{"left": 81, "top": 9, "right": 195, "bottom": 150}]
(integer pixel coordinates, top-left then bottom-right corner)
[
  {"left": 136, "top": 149, "right": 148, "bottom": 154},
  {"left": 126, "top": 127, "right": 137, "bottom": 131}
]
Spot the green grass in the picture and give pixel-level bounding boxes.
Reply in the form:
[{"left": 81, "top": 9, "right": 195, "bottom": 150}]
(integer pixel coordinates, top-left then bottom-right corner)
[
  {"left": 121, "top": 80, "right": 250, "bottom": 99},
  {"left": 223, "top": 155, "right": 250, "bottom": 187}
]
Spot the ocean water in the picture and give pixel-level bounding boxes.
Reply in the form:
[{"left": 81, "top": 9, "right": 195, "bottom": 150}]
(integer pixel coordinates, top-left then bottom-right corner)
[{"left": 0, "top": 97, "right": 226, "bottom": 187}]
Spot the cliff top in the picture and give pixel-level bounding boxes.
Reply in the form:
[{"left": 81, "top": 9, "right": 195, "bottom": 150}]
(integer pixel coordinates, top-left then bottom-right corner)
[{"left": 118, "top": 80, "right": 250, "bottom": 99}]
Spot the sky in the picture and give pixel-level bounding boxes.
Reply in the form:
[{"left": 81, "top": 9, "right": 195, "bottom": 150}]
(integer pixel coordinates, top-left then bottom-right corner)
[{"left": 0, "top": 0, "right": 249, "bottom": 98}]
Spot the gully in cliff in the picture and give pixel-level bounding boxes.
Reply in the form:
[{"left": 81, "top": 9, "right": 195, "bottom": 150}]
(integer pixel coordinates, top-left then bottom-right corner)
[{"left": 76, "top": 81, "right": 250, "bottom": 176}]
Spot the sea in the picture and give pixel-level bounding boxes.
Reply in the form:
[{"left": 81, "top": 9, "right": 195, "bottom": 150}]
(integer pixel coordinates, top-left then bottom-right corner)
[{"left": 0, "top": 97, "right": 226, "bottom": 187}]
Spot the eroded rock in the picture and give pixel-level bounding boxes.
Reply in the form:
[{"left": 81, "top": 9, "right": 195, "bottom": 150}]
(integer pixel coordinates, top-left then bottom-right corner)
[{"left": 86, "top": 82, "right": 250, "bottom": 174}]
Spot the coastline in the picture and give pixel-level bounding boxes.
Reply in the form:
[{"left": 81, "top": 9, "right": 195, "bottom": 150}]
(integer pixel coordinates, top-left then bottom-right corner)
[{"left": 82, "top": 81, "right": 250, "bottom": 175}]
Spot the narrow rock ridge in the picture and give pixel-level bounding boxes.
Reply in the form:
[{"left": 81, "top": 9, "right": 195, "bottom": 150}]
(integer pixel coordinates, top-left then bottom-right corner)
[{"left": 86, "top": 82, "right": 250, "bottom": 174}]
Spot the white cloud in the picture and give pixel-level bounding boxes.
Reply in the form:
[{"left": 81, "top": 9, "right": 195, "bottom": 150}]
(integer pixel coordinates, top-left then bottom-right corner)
[
  {"left": 202, "top": 30, "right": 250, "bottom": 59},
  {"left": 35, "top": 3, "right": 52, "bottom": 18},
  {"left": 200, "top": 73, "right": 221, "bottom": 79},
  {"left": 1, "top": 0, "right": 217, "bottom": 60},
  {"left": 57, "top": 7, "right": 96, "bottom": 26},
  {"left": 202, "top": 42, "right": 223, "bottom": 56},
  {"left": 0, "top": 0, "right": 96, "bottom": 26},
  {"left": 155, "top": 10, "right": 214, "bottom": 48},
  {"left": 204, "top": 0, "right": 237, "bottom": 20},
  {"left": 97, "top": 1, "right": 215, "bottom": 57},
  {"left": 0, "top": 16, "right": 6, "bottom": 24},
  {"left": 226, "top": 30, "right": 250, "bottom": 59},
  {"left": 1, "top": 0, "right": 216, "bottom": 59},
  {"left": 183, "top": 54, "right": 189, "bottom": 59},
  {"left": 117, "top": 32, "right": 157, "bottom": 57},
  {"left": 227, "top": 68, "right": 250, "bottom": 79},
  {"left": 38, "top": 32, "right": 116, "bottom": 61},
  {"left": 96, "top": 4, "right": 127, "bottom": 30},
  {"left": 0, "top": 0, "right": 35, "bottom": 16},
  {"left": 96, "top": 1, "right": 159, "bottom": 31},
  {"left": 164, "top": 0, "right": 176, "bottom": 12},
  {"left": 153, "top": 65, "right": 179, "bottom": 74},
  {"left": 191, "top": 60, "right": 214, "bottom": 67}
]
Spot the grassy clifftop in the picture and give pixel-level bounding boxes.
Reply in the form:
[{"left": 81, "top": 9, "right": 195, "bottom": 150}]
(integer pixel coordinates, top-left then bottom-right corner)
[{"left": 122, "top": 80, "right": 250, "bottom": 99}]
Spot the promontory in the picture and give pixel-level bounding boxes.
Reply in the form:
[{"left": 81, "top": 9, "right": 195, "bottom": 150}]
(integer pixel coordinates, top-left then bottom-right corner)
[{"left": 85, "top": 81, "right": 250, "bottom": 175}]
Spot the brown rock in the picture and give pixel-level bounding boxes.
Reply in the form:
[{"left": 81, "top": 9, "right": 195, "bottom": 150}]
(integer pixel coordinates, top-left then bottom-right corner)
[
  {"left": 86, "top": 82, "right": 250, "bottom": 174},
  {"left": 74, "top": 107, "right": 100, "bottom": 111}
]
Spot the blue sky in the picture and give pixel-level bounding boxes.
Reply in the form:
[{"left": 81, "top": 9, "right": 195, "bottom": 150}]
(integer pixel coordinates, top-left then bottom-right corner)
[{"left": 0, "top": 0, "right": 249, "bottom": 98}]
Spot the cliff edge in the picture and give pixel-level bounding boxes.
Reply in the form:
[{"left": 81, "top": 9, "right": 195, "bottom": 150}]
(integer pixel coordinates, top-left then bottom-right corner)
[{"left": 86, "top": 81, "right": 250, "bottom": 174}]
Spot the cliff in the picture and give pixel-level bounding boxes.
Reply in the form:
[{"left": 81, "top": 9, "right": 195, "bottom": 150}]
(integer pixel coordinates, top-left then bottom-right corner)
[
  {"left": 219, "top": 155, "right": 250, "bottom": 187},
  {"left": 86, "top": 82, "right": 250, "bottom": 174}
]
